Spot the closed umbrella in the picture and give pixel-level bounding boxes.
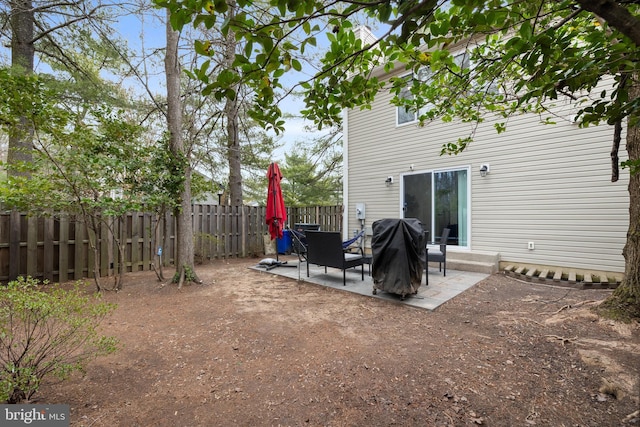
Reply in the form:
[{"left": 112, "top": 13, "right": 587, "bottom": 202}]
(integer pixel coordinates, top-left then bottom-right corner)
[
  {"left": 262, "top": 162, "right": 295, "bottom": 270},
  {"left": 266, "top": 162, "right": 286, "bottom": 241}
]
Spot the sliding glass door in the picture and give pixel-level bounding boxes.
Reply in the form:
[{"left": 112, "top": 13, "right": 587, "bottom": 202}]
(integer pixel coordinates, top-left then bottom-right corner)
[{"left": 402, "top": 168, "right": 468, "bottom": 246}]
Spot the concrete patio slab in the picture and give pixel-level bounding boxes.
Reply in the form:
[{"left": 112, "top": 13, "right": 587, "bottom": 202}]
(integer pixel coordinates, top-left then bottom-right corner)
[{"left": 250, "top": 255, "right": 489, "bottom": 311}]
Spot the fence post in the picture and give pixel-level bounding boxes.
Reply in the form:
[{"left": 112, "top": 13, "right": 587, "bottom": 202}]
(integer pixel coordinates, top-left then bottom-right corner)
[
  {"left": 73, "top": 215, "right": 89, "bottom": 280},
  {"left": 241, "top": 205, "right": 247, "bottom": 257},
  {"left": 43, "top": 216, "right": 54, "bottom": 282},
  {"left": 59, "top": 215, "right": 69, "bottom": 283},
  {"left": 142, "top": 212, "right": 152, "bottom": 271},
  {"left": 27, "top": 215, "right": 38, "bottom": 278}
]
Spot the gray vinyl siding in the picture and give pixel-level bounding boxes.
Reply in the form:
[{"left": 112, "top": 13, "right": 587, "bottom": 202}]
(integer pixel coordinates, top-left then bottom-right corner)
[{"left": 345, "top": 78, "right": 629, "bottom": 273}]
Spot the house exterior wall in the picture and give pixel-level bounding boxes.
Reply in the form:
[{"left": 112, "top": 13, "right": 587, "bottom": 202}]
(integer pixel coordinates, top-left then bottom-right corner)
[{"left": 344, "top": 74, "right": 630, "bottom": 274}]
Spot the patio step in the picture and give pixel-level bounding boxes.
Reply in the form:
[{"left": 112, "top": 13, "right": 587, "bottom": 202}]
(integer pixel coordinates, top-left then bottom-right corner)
[{"left": 443, "top": 250, "right": 500, "bottom": 274}]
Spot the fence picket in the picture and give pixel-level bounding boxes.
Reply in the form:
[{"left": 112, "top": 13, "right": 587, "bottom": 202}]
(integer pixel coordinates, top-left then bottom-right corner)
[
  {"left": 73, "top": 217, "right": 85, "bottom": 280},
  {"left": 27, "top": 216, "right": 38, "bottom": 277},
  {"left": 59, "top": 215, "right": 69, "bottom": 283},
  {"left": 43, "top": 216, "right": 54, "bottom": 282},
  {"left": 9, "top": 211, "right": 20, "bottom": 280}
]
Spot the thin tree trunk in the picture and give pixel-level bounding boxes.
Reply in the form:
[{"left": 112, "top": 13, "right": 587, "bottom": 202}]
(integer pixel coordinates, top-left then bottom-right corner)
[
  {"left": 83, "top": 214, "right": 102, "bottom": 292},
  {"left": 106, "top": 215, "right": 124, "bottom": 290},
  {"left": 165, "top": 10, "right": 200, "bottom": 287},
  {"left": 151, "top": 211, "right": 166, "bottom": 281}
]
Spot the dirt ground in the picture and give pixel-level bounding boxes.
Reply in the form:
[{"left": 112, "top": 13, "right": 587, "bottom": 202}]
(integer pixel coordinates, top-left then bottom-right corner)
[{"left": 42, "top": 258, "right": 639, "bottom": 426}]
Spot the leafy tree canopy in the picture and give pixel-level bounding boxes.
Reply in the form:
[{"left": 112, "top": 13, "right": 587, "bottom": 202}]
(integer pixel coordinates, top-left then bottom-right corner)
[
  {"left": 0, "top": 68, "right": 176, "bottom": 214},
  {"left": 159, "top": 1, "right": 639, "bottom": 146}
]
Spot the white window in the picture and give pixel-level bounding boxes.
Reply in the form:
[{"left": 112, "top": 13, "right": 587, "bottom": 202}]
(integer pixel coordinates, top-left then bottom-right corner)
[
  {"left": 396, "top": 67, "right": 434, "bottom": 125},
  {"left": 397, "top": 75, "right": 419, "bottom": 125},
  {"left": 396, "top": 51, "right": 470, "bottom": 126},
  {"left": 397, "top": 80, "right": 416, "bottom": 125}
]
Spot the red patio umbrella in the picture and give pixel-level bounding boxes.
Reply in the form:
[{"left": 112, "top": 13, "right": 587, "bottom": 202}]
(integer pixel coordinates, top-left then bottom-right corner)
[{"left": 266, "top": 162, "right": 287, "bottom": 241}]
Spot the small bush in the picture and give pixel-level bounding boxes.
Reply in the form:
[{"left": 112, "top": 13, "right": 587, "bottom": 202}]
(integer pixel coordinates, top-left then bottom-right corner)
[
  {"left": 172, "top": 265, "right": 197, "bottom": 283},
  {"left": 0, "top": 277, "right": 118, "bottom": 403}
]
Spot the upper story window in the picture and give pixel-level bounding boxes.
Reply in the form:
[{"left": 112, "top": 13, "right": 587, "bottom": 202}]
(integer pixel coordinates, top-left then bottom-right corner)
[
  {"left": 397, "top": 68, "right": 433, "bottom": 125},
  {"left": 397, "top": 78, "right": 419, "bottom": 125},
  {"left": 396, "top": 51, "right": 471, "bottom": 126}
]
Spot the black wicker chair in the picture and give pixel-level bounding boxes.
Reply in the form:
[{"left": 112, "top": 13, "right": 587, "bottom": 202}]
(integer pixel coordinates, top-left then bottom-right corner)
[
  {"left": 427, "top": 228, "right": 450, "bottom": 276},
  {"left": 305, "top": 231, "right": 365, "bottom": 286}
]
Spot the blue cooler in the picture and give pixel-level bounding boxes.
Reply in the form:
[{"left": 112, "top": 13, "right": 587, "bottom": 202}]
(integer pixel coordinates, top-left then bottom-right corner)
[{"left": 276, "top": 230, "right": 292, "bottom": 254}]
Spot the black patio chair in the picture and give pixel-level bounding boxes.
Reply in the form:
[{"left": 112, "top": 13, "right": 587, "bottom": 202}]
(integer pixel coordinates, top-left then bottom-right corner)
[
  {"left": 305, "top": 231, "right": 365, "bottom": 286},
  {"left": 427, "top": 228, "right": 450, "bottom": 276}
]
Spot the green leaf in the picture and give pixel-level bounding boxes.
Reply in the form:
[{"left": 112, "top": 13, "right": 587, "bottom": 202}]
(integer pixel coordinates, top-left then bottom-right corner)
[{"left": 214, "top": 0, "right": 228, "bottom": 13}]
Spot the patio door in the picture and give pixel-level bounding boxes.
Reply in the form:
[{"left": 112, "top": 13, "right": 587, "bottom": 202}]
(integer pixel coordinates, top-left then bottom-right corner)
[{"left": 402, "top": 168, "right": 469, "bottom": 246}]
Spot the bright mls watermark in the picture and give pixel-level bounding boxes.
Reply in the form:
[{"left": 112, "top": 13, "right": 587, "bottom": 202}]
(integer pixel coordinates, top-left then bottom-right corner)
[{"left": 1, "top": 405, "right": 69, "bottom": 426}]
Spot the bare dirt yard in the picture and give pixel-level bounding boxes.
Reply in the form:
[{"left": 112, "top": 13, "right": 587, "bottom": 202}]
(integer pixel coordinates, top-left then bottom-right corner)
[{"left": 42, "top": 258, "right": 639, "bottom": 426}]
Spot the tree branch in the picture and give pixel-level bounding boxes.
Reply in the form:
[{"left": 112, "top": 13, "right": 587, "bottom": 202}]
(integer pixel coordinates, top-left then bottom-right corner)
[
  {"left": 30, "top": 5, "right": 102, "bottom": 44},
  {"left": 612, "top": 119, "right": 621, "bottom": 182},
  {"left": 575, "top": 0, "right": 640, "bottom": 45}
]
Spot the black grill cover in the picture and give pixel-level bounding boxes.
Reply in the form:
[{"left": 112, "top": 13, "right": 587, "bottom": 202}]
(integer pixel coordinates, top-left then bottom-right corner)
[{"left": 371, "top": 218, "right": 426, "bottom": 297}]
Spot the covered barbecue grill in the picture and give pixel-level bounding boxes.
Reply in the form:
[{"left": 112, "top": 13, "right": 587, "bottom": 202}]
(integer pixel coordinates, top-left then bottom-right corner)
[{"left": 371, "top": 218, "right": 426, "bottom": 299}]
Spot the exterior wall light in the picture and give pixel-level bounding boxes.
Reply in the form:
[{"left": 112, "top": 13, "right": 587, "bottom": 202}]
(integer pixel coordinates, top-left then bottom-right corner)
[
  {"left": 385, "top": 176, "right": 394, "bottom": 186},
  {"left": 479, "top": 164, "right": 490, "bottom": 177}
]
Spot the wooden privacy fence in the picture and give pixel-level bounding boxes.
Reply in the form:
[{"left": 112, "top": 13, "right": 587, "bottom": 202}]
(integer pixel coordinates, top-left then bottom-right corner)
[{"left": 0, "top": 204, "right": 343, "bottom": 284}]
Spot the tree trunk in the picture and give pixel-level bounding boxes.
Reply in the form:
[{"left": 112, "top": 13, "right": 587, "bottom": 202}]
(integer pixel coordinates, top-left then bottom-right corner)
[
  {"left": 152, "top": 212, "right": 166, "bottom": 281},
  {"left": 600, "top": 75, "right": 640, "bottom": 320},
  {"left": 8, "top": 0, "right": 35, "bottom": 173},
  {"left": 10, "top": 0, "right": 34, "bottom": 73},
  {"left": 224, "top": 0, "right": 243, "bottom": 207},
  {"left": 165, "top": 10, "right": 200, "bottom": 287},
  {"left": 83, "top": 214, "right": 102, "bottom": 292}
]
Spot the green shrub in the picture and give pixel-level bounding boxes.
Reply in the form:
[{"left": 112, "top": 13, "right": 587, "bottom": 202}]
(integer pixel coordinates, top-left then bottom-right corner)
[
  {"left": 172, "top": 265, "right": 197, "bottom": 283},
  {"left": 0, "top": 277, "right": 118, "bottom": 403}
]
